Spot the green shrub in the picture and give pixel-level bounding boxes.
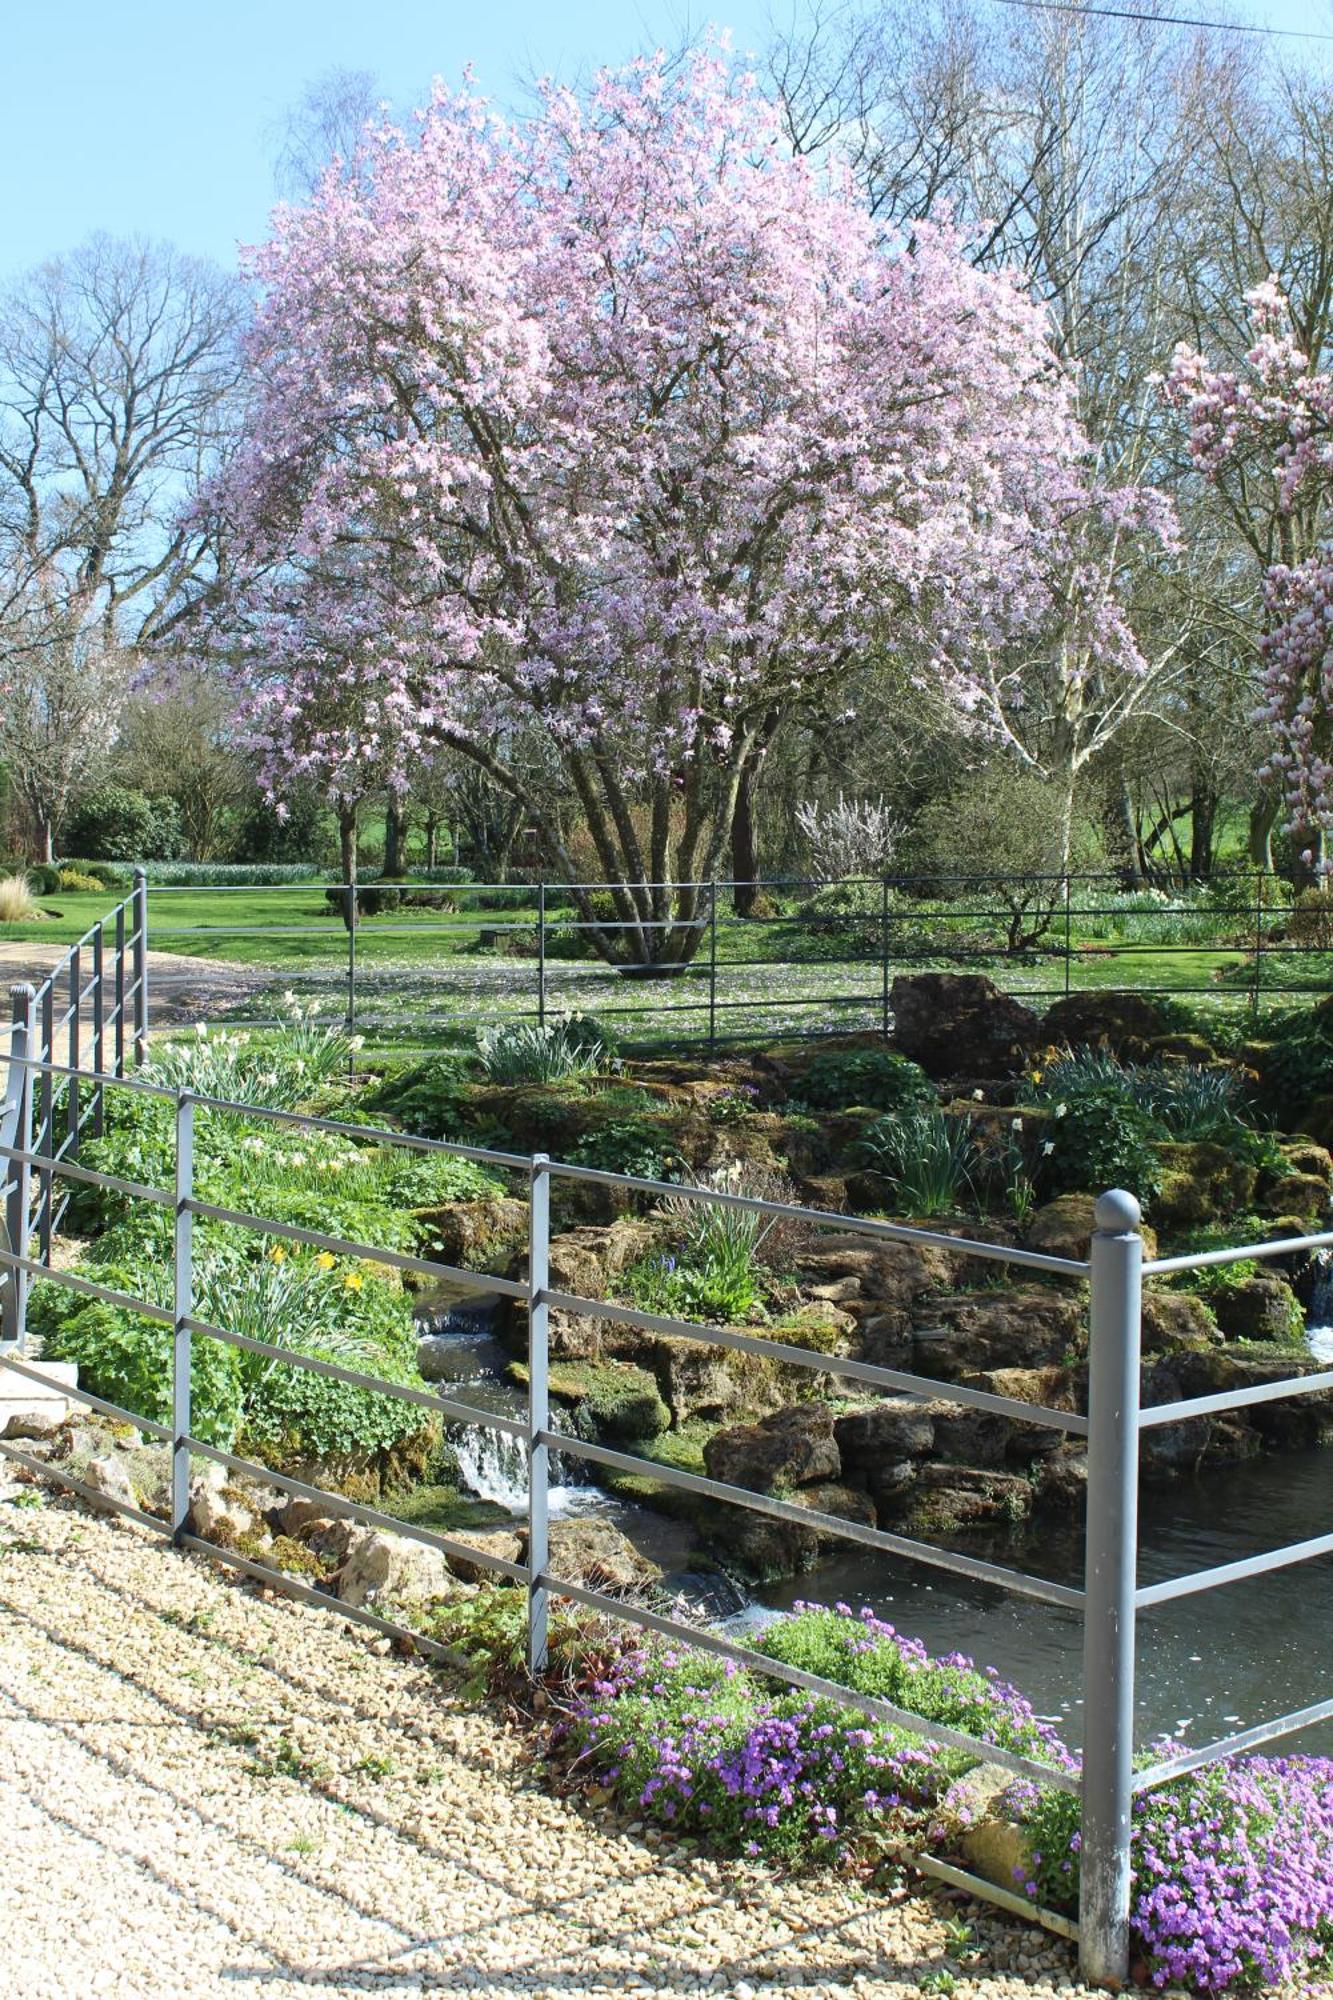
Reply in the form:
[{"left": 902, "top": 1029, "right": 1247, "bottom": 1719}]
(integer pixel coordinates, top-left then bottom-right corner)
[
  {"left": 56, "top": 868, "right": 107, "bottom": 893},
  {"left": 567, "top": 1118, "right": 673, "bottom": 1182},
  {"left": 1257, "top": 1002, "right": 1333, "bottom": 1123},
  {"left": 55, "top": 859, "right": 130, "bottom": 888},
  {"left": 34, "top": 1248, "right": 428, "bottom": 1463},
  {"left": 1039, "top": 1090, "right": 1163, "bottom": 1206},
  {"left": 135, "top": 861, "right": 323, "bottom": 885},
  {"left": 859, "top": 1109, "right": 978, "bottom": 1215},
  {"left": 63, "top": 783, "right": 183, "bottom": 861},
  {"left": 363, "top": 1057, "right": 473, "bottom": 1140},
  {"left": 1035, "top": 1048, "right": 1251, "bottom": 1143},
  {"left": 625, "top": 1242, "right": 762, "bottom": 1324},
  {"left": 475, "top": 1014, "right": 616, "bottom": 1084},
  {"left": 798, "top": 1048, "right": 935, "bottom": 1113},
  {"left": 24, "top": 862, "right": 61, "bottom": 896}
]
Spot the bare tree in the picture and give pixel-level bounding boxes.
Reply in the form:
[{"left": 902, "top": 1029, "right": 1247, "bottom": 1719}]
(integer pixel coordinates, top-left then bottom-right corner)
[
  {"left": 269, "top": 67, "right": 381, "bottom": 200},
  {"left": 0, "top": 235, "right": 245, "bottom": 856}
]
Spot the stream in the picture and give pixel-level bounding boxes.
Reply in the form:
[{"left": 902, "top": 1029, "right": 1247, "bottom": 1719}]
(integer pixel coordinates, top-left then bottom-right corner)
[{"left": 421, "top": 1297, "right": 1333, "bottom": 1762}]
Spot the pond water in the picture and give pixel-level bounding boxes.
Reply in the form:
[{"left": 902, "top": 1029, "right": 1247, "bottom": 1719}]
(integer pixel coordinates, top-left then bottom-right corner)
[{"left": 424, "top": 1298, "right": 1333, "bottom": 1762}]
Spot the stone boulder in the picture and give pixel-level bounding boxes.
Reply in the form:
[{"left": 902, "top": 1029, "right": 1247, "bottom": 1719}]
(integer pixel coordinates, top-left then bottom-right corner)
[
  {"left": 891, "top": 974, "right": 1042, "bottom": 1078},
  {"left": 444, "top": 1527, "right": 524, "bottom": 1586},
  {"left": 931, "top": 1406, "right": 1014, "bottom": 1468},
  {"left": 502, "top": 1219, "right": 661, "bottom": 1359},
  {"left": 796, "top": 1237, "right": 957, "bottom": 1322},
  {"left": 83, "top": 1453, "right": 139, "bottom": 1515},
  {"left": 1258, "top": 1172, "right": 1330, "bottom": 1222},
  {"left": 910, "top": 1290, "right": 1084, "bottom": 1379},
  {"left": 702, "top": 1403, "right": 841, "bottom": 1494},
  {"left": 892, "top": 1464, "right": 1035, "bottom": 1533},
  {"left": 336, "top": 1529, "right": 458, "bottom": 1609},
  {"left": 1141, "top": 1290, "right": 1219, "bottom": 1354},
  {"left": 1153, "top": 1143, "right": 1258, "bottom": 1229},
  {"left": 1041, "top": 989, "right": 1173, "bottom": 1057},
  {"left": 1024, "top": 1194, "right": 1157, "bottom": 1267},
  {"left": 519, "top": 1516, "right": 660, "bottom": 1597},
  {"left": 1209, "top": 1273, "right": 1301, "bottom": 1344},
  {"left": 421, "top": 1197, "right": 528, "bottom": 1268},
  {"left": 187, "top": 1468, "right": 257, "bottom": 1544},
  {"left": 834, "top": 1398, "right": 935, "bottom": 1471}
]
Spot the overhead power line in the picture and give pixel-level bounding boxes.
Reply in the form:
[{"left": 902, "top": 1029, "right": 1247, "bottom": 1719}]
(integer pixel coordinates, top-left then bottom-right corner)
[{"left": 993, "top": 0, "right": 1333, "bottom": 43}]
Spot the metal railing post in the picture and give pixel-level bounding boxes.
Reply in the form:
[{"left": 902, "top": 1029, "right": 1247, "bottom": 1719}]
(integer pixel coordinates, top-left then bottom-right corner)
[
  {"left": 91, "top": 921, "right": 106, "bottom": 1136},
  {"left": 1064, "top": 875, "right": 1073, "bottom": 999},
  {"left": 37, "top": 983, "right": 54, "bottom": 1261},
  {"left": 132, "top": 867, "right": 149, "bottom": 1066},
  {"left": 67, "top": 941, "right": 81, "bottom": 1160},
  {"left": 537, "top": 881, "right": 547, "bottom": 1028},
  {"left": 881, "top": 876, "right": 890, "bottom": 1040},
  {"left": 708, "top": 880, "right": 718, "bottom": 1052},
  {"left": 1079, "top": 1187, "right": 1144, "bottom": 1988},
  {"left": 526, "top": 1152, "right": 551, "bottom": 1675},
  {"left": 346, "top": 882, "right": 358, "bottom": 1058},
  {"left": 1253, "top": 870, "right": 1264, "bottom": 1016},
  {"left": 114, "top": 900, "right": 127, "bottom": 1076},
  {"left": 172, "top": 1092, "right": 195, "bottom": 1542},
  {"left": 2, "top": 984, "right": 36, "bottom": 1350}
]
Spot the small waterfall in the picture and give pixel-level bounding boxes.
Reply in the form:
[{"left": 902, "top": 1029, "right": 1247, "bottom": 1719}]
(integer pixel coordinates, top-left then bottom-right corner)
[
  {"left": 1305, "top": 1254, "right": 1333, "bottom": 1363},
  {"left": 450, "top": 1424, "right": 530, "bottom": 1510}
]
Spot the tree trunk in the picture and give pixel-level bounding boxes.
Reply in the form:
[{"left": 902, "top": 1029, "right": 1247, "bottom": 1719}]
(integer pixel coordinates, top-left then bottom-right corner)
[
  {"left": 424, "top": 812, "right": 439, "bottom": 871},
  {"left": 38, "top": 815, "right": 55, "bottom": 865},
  {"left": 1249, "top": 795, "right": 1278, "bottom": 873},
  {"left": 731, "top": 763, "right": 759, "bottom": 915},
  {"left": 1188, "top": 773, "right": 1218, "bottom": 882},
  {"left": 383, "top": 795, "right": 405, "bottom": 877}
]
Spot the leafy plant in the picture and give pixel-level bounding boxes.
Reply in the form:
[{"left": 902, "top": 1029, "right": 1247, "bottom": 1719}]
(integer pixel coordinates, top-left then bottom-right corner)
[
  {"left": 626, "top": 1241, "right": 763, "bottom": 1324},
  {"left": 799, "top": 1047, "right": 935, "bottom": 1114},
  {"left": 1038, "top": 1090, "right": 1163, "bottom": 1206},
  {"left": 140, "top": 999, "right": 359, "bottom": 1110},
  {"left": 859, "top": 1110, "right": 978, "bottom": 1216},
  {"left": 364, "top": 1056, "right": 473, "bottom": 1140},
  {"left": 474, "top": 1013, "right": 616, "bottom": 1084},
  {"left": 567, "top": 1118, "right": 673, "bottom": 1183}
]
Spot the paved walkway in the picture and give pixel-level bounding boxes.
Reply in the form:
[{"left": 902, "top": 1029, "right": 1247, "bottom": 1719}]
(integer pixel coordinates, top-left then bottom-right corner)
[{"left": 0, "top": 1494, "right": 1084, "bottom": 2000}]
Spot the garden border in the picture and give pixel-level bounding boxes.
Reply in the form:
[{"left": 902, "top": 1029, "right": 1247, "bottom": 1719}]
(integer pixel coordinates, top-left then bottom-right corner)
[{"left": 3, "top": 1011, "right": 1333, "bottom": 1985}]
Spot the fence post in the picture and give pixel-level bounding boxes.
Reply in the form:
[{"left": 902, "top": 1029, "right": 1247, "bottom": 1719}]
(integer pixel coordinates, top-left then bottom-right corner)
[
  {"left": 171, "top": 1092, "right": 195, "bottom": 1543},
  {"left": 526, "top": 1152, "right": 551, "bottom": 1676},
  {"left": 881, "top": 876, "right": 891, "bottom": 1040},
  {"left": 708, "top": 880, "right": 718, "bottom": 1052},
  {"left": 91, "top": 921, "right": 106, "bottom": 1137},
  {"left": 1064, "top": 875, "right": 1073, "bottom": 999},
  {"left": 537, "top": 881, "right": 547, "bottom": 1028},
  {"left": 1079, "top": 1187, "right": 1143, "bottom": 1989},
  {"left": 67, "top": 940, "right": 81, "bottom": 1160},
  {"left": 346, "top": 881, "right": 358, "bottom": 1056},
  {"left": 2, "top": 985, "right": 36, "bottom": 1351},
  {"left": 132, "top": 867, "right": 149, "bottom": 1067},
  {"left": 114, "top": 900, "right": 127, "bottom": 1076},
  {"left": 37, "top": 983, "right": 54, "bottom": 1262},
  {"left": 1252, "top": 871, "right": 1263, "bottom": 1016}
]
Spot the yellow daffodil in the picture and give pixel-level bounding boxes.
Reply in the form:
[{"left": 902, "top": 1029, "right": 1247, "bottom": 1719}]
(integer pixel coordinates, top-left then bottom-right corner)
[
  {"left": 343, "top": 1272, "right": 364, "bottom": 1292},
  {"left": 314, "top": 1252, "right": 336, "bottom": 1271},
  {"left": 269, "top": 1245, "right": 286, "bottom": 1264}
]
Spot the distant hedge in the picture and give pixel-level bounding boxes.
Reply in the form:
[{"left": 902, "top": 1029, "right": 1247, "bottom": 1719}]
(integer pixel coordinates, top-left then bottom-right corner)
[{"left": 57, "top": 860, "right": 329, "bottom": 887}]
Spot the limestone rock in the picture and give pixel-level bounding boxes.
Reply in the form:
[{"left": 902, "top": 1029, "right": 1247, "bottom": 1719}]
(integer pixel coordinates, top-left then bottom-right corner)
[
  {"left": 83, "top": 1453, "right": 139, "bottom": 1514},
  {"left": 188, "top": 1474, "right": 257, "bottom": 1544},
  {"left": 931, "top": 1406, "right": 1014, "bottom": 1468},
  {"left": 1, "top": 1409, "right": 65, "bottom": 1443},
  {"left": 702, "top": 1403, "right": 840, "bottom": 1494},
  {"left": 517, "top": 1517, "right": 659, "bottom": 1597},
  {"left": 1153, "top": 1142, "right": 1258, "bottom": 1229},
  {"left": 420, "top": 1198, "right": 528, "bottom": 1267},
  {"left": 1141, "top": 1290, "right": 1219, "bottom": 1354},
  {"left": 1025, "top": 1195, "right": 1158, "bottom": 1267},
  {"left": 892, "top": 1464, "right": 1034, "bottom": 1533},
  {"left": 910, "top": 1290, "right": 1083, "bottom": 1379},
  {"left": 1209, "top": 1273, "right": 1301, "bottom": 1344},
  {"left": 337, "top": 1530, "right": 456, "bottom": 1609},
  {"left": 444, "top": 1528, "right": 524, "bottom": 1586}
]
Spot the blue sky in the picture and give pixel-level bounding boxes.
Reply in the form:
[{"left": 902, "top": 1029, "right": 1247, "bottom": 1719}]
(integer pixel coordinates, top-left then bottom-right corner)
[{"left": 2, "top": 0, "right": 1330, "bottom": 280}]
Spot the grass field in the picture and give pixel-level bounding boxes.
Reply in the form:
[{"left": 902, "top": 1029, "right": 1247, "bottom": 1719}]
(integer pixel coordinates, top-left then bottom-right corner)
[{"left": 3, "top": 880, "right": 1326, "bottom": 1052}]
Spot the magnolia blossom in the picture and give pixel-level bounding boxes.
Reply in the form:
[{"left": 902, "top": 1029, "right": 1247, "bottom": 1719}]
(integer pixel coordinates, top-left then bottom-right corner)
[
  {"left": 1165, "top": 285, "right": 1333, "bottom": 851},
  {"left": 205, "top": 44, "right": 1142, "bottom": 954}
]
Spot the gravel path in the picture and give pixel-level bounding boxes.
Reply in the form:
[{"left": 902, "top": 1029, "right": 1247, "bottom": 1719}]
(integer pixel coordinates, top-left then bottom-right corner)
[{"left": 0, "top": 1494, "right": 1089, "bottom": 2000}]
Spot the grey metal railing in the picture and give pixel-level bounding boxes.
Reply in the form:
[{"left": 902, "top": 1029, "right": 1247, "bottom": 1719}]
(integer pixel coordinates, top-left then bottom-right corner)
[
  {"left": 130, "top": 869, "right": 1324, "bottom": 1055},
  {"left": 1, "top": 1032, "right": 1332, "bottom": 1985},
  {"left": 0, "top": 873, "right": 146, "bottom": 1342}
]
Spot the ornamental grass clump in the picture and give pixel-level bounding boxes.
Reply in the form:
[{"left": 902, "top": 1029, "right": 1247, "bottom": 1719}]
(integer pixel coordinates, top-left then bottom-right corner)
[
  {"left": 858, "top": 1109, "right": 979, "bottom": 1216},
  {"left": 474, "top": 1013, "right": 615, "bottom": 1084},
  {"left": 1020, "top": 1753, "right": 1333, "bottom": 1992}
]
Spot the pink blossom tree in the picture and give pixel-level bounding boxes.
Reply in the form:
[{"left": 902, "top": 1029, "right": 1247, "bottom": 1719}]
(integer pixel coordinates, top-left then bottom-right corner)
[
  {"left": 1165, "top": 283, "right": 1333, "bottom": 864},
  {"left": 207, "top": 45, "right": 1143, "bottom": 964}
]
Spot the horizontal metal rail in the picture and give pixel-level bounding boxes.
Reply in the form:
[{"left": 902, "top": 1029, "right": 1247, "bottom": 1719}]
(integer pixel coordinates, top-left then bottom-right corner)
[
  {"left": 0, "top": 1244, "right": 172, "bottom": 1323},
  {"left": 185, "top": 1199, "right": 527, "bottom": 1298},
  {"left": 543, "top": 1289, "right": 1088, "bottom": 1433},
  {"left": 0, "top": 1351, "right": 173, "bottom": 1440},
  {"left": 2, "top": 1145, "right": 173, "bottom": 1209},
  {"left": 187, "top": 1437, "right": 528, "bottom": 1582},
  {"left": 0, "top": 1439, "right": 172, "bottom": 1537},
  {"left": 187, "top": 1316, "right": 527, "bottom": 1436},
  {"left": 1139, "top": 1369, "right": 1333, "bottom": 1428},
  {"left": 175, "top": 1534, "right": 467, "bottom": 1664},
  {"left": 1145, "top": 1230, "right": 1333, "bottom": 1275},
  {"left": 1135, "top": 1526, "right": 1333, "bottom": 1608},
  {"left": 547, "top": 1431, "right": 1085, "bottom": 1609},
  {"left": 544, "top": 1161, "right": 1090, "bottom": 1276},
  {"left": 1131, "top": 1695, "right": 1333, "bottom": 1792},
  {"left": 541, "top": 1574, "right": 1082, "bottom": 1795}
]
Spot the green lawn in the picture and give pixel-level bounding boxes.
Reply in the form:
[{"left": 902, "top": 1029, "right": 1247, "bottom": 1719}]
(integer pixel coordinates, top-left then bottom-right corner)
[{"left": 4, "top": 882, "right": 1323, "bottom": 1055}]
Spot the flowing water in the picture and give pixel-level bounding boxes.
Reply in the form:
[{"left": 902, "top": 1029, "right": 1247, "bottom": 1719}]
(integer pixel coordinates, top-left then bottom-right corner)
[{"left": 418, "top": 1292, "right": 1332, "bottom": 1759}]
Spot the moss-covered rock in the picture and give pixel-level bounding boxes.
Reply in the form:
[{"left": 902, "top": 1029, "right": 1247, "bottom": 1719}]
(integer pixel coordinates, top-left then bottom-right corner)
[{"left": 1153, "top": 1142, "right": 1259, "bottom": 1229}]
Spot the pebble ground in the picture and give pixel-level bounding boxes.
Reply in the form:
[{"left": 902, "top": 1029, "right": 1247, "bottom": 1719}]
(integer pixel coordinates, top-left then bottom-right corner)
[{"left": 0, "top": 1489, "right": 1092, "bottom": 2000}]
